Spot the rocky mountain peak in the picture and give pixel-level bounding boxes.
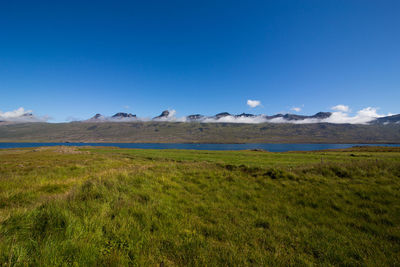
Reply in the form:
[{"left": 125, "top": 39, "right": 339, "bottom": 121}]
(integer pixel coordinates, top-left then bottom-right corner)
[
  {"left": 215, "top": 112, "right": 231, "bottom": 118},
  {"left": 91, "top": 114, "right": 104, "bottom": 120},
  {"left": 236, "top": 113, "right": 255, "bottom": 118},
  {"left": 312, "top": 112, "right": 332, "bottom": 119},
  {"left": 153, "top": 110, "right": 170, "bottom": 119},
  {"left": 187, "top": 114, "right": 204, "bottom": 121},
  {"left": 112, "top": 112, "right": 136, "bottom": 118}
]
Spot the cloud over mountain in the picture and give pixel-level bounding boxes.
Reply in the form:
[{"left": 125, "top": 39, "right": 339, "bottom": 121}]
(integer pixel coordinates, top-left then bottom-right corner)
[
  {"left": 324, "top": 107, "right": 388, "bottom": 124},
  {"left": 10, "top": 105, "right": 393, "bottom": 125},
  {"left": 83, "top": 105, "right": 394, "bottom": 124},
  {"left": 0, "top": 107, "right": 49, "bottom": 122}
]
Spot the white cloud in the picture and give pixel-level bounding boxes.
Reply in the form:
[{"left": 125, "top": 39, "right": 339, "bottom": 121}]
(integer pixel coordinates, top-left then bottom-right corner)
[
  {"left": 291, "top": 107, "right": 301, "bottom": 112},
  {"left": 323, "top": 107, "right": 386, "bottom": 124},
  {"left": 266, "top": 117, "right": 320, "bottom": 124},
  {"left": 247, "top": 100, "right": 261, "bottom": 108},
  {"left": 203, "top": 115, "right": 267, "bottom": 124},
  {"left": 0, "top": 107, "right": 31, "bottom": 119},
  {"left": 168, "top": 109, "right": 176, "bottom": 118},
  {"left": 331, "top": 105, "right": 350, "bottom": 112},
  {"left": 0, "top": 107, "right": 49, "bottom": 122}
]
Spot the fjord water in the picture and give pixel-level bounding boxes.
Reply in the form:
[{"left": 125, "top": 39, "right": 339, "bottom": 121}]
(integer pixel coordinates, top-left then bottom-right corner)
[{"left": 0, "top": 143, "right": 399, "bottom": 152}]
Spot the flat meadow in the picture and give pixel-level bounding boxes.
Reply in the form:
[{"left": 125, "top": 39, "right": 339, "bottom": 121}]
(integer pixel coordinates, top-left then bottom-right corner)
[{"left": 0, "top": 146, "right": 399, "bottom": 266}]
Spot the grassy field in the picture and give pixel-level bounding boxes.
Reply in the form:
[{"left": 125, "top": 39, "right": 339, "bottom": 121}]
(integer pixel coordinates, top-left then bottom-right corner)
[{"left": 0, "top": 146, "right": 399, "bottom": 266}]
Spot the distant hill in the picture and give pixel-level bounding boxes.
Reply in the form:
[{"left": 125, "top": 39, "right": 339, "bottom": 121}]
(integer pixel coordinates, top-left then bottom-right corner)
[
  {"left": 1, "top": 109, "right": 399, "bottom": 143},
  {"left": 0, "top": 121, "right": 399, "bottom": 143},
  {"left": 372, "top": 114, "right": 400, "bottom": 125}
]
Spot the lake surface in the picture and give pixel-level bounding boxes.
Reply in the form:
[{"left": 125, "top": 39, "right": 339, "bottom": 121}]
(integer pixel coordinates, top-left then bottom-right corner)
[{"left": 0, "top": 143, "right": 399, "bottom": 152}]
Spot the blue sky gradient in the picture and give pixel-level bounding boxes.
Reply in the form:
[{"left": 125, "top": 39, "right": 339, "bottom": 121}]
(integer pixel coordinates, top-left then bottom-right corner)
[{"left": 0, "top": 0, "right": 399, "bottom": 122}]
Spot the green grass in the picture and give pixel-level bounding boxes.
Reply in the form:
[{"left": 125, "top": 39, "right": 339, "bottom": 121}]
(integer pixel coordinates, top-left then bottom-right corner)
[{"left": 0, "top": 146, "right": 400, "bottom": 266}]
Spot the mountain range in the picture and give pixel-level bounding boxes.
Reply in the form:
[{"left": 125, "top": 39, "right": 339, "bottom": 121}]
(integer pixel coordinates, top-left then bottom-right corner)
[
  {"left": 85, "top": 111, "right": 334, "bottom": 121},
  {"left": 1, "top": 110, "right": 399, "bottom": 143},
  {"left": 1, "top": 109, "right": 400, "bottom": 125},
  {"left": 71, "top": 110, "right": 400, "bottom": 124},
  {"left": 79, "top": 110, "right": 400, "bottom": 125}
]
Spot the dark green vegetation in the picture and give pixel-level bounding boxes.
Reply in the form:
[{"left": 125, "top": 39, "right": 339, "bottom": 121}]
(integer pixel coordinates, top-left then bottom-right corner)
[
  {"left": 1, "top": 121, "right": 400, "bottom": 143},
  {"left": 1, "top": 146, "right": 400, "bottom": 265}
]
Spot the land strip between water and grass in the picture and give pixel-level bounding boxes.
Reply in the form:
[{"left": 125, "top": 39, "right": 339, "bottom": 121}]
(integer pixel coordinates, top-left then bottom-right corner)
[
  {"left": 0, "top": 146, "right": 399, "bottom": 265},
  {"left": 1, "top": 121, "right": 400, "bottom": 143}
]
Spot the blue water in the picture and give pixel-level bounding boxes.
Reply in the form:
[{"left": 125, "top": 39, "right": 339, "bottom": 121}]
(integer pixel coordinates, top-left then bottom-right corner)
[{"left": 0, "top": 143, "right": 399, "bottom": 152}]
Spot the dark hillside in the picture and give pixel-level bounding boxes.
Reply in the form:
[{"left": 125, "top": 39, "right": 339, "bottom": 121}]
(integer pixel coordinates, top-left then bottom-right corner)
[{"left": 0, "top": 122, "right": 399, "bottom": 143}]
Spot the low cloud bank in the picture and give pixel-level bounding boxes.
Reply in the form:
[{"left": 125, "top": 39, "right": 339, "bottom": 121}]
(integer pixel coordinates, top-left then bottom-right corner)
[
  {"left": 202, "top": 115, "right": 267, "bottom": 124},
  {"left": 130, "top": 106, "right": 391, "bottom": 124},
  {"left": 324, "top": 107, "right": 388, "bottom": 124},
  {"left": 1, "top": 106, "right": 393, "bottom": 125},
  {"left": 0, "top": 107, "right": 49, "bottom": 122}
]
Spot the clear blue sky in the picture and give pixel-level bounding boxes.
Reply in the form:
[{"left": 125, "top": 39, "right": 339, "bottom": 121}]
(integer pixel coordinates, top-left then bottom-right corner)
[{"left": 1, "top": 0, "right": 399, "bottom": 122}]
